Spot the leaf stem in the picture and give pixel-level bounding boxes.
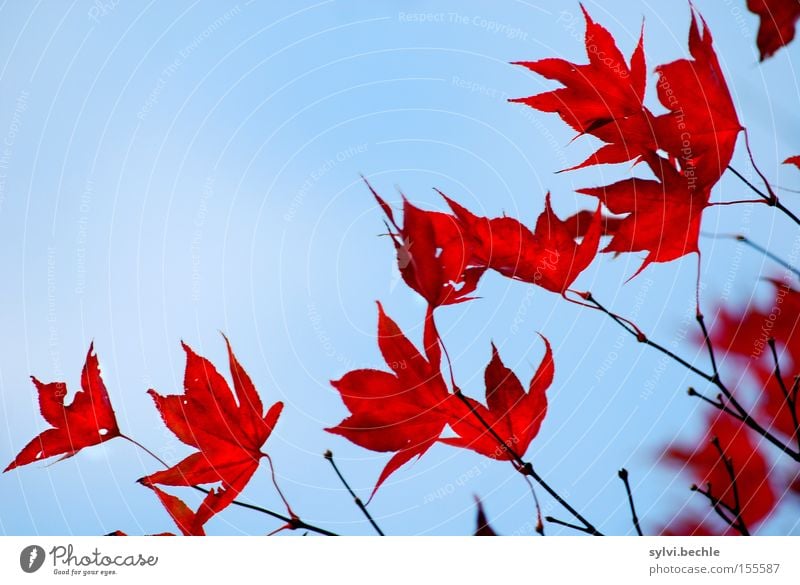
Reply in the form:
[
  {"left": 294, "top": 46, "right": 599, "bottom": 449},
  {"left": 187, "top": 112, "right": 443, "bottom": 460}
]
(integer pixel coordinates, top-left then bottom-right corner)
[{"left": 729, "top": 157, "right": 800, "bottom": 226}]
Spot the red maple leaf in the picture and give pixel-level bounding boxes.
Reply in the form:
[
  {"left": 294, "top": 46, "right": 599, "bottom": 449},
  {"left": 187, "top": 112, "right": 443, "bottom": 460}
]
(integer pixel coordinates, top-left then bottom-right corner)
[
  {"left": 514, "top": 7, "right": 741, "bottom": 277},
  {"left": 139, "top": 338, "right": 284, "bottom": 528},
  {"left": 326, "top": 302, "right": 452, "bottom": 497},
  {"left": 748, "top": 0, "right": 800, "bottom": 60},
  {"left": 367, "top": 179, "right": 484, "bottom": 308},
  {"left": 510, "top": 6, "right": 653, "bottom": 171},
  {"left": 578, "top": 163, "right": 707, "bottom": 275},
  {"left": 5, "top": 343, "right": 120, "bottom": 472},
  {"left": 442, "top": 192, "right": 602, "bottom": 294},
  {"left": 146, "top": 485, "right": 206, "bottom": 536},
  {"left": 652, "top": 9, "right": 742, "bottom": 190},
  {"left": 443, "top": 337, "right": 551, "bottom": 461},
  {"left": 665, "top": 415, "right": 777, "bottom": 528}
]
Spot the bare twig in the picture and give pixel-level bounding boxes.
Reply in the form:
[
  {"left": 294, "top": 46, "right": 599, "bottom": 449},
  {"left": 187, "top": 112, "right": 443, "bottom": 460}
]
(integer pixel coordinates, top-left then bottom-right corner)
[
  {"left": 618, "top": 469, "right": 643, "bottom": 536},
  {"left": 324, "top": 450, "right": 385, "bottom": 536}
]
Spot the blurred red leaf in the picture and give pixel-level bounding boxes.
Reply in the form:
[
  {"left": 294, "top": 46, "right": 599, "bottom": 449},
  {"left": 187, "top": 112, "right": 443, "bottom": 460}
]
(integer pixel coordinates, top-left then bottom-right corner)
[
  {"left": 665, "top": 415, "right": 777, "bottom": 528},
  {"left": 748, "top": 0, "right": 800, "bottom": 60}
]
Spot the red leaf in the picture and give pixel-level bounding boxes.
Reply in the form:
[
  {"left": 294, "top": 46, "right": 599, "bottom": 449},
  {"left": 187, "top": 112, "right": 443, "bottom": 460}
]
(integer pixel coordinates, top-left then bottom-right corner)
[
  {"left": 514, "top": 7, "right": 740, "bottom": 276},
  {"left": 653, "top": 9, "right": 742, "bottom": 190},
  {"left": 784, "top": 155, "right": 800, "bottom": 169},
  {"left": 444, "top": 337, "right": 551, "bottom": 460},
  {"left": 578, "top": 164, "right": 707, "bottom": 275},
  {"left": 326, "top": 302, "right": 451, "bottom": 498},
  {"left": 5, "top": 343, "right": 120, "bottom": 472},
  {"left": 367, "top": 179, "right": 485, "bottom": 307},
  {"left": 562, "top": 209, "right": 625, "bottom": 239},
  {"left": 146, "top": 485, "right": 206, "bottom": 536},
  {"left": 665, "top": 415, "right": 777, "bottom": 528},
  {"left": 747, "top": 0, "right": 800, "bottom": 60},
  {"left": 140, "top": 337, "right": 283, "bottom": 528},
  {"left": 511, "top": 6, "right": 654, "bottom": 170},
  {"left": 443, "top": 192, "right": 602, "bottom": 293}
]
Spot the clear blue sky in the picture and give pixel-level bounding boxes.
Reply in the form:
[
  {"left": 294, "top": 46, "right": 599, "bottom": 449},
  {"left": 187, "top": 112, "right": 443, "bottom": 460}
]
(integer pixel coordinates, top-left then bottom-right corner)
[{"left": 0, "top": 0, "right": 798, "bottom": 536}]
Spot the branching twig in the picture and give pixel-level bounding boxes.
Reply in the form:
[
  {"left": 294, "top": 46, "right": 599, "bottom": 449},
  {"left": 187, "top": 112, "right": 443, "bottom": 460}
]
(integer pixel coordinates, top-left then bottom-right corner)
[
  {"left": 544, "top": 515, "right": 594, "bottom": 535},
  {"left": 690, "top": 483, "right": 739, "bottom": 530},
  {"left": 768, "top": 339, "right": 800, "bottom": 452},
  {"left": 618, "top": 469, "right": 643, "bottom": 536},
  {"left": 728, "top": 162, "right": 800, "bottom": 227},
  {"left": 324, "top": 450, "right": 385, "bottom": 536},
  {"left": 451, "top": 389, "right": 603, "bottom": 535},
  {"left": 711, "top": 437, "right": 750, "bottom": 536},
  {"left": 585, "top": 294, "right": 800, "bottom": 462}
]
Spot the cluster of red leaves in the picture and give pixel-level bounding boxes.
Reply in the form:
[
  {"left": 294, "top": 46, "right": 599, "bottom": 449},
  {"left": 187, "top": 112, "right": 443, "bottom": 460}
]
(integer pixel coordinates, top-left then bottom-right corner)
[
  {"left": 328, "top": 6, "right": 768, "bottom": 509},
  {"left": 368, "top": 179, "right": 603, "bottom": 301},
  {"left": 4, "top": 338, "right": 282, "bottom": 536},
  {"left": 327, "top": 302, "right": 552, "bottom": 496},
  {"left": 708, "top": 279, "right": 800, "bottom": 442},
  {"left": 747, "top": 0, "right": 800, "bottom": 60},
  {"left": 513, "top": 6, "right": 742, "bottom": 277},
  {"left": 663, "top": 279, "right": 800, "bottom": 535}
]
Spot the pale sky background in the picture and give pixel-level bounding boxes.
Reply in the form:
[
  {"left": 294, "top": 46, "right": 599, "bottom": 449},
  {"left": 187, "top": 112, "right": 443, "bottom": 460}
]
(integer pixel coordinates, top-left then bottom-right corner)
[{"left": 0, "top": 0, "right": 799, "bottom": 536}]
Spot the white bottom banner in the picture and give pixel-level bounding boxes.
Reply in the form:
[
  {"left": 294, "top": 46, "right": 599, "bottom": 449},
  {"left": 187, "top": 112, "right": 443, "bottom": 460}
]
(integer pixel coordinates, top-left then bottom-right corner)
[{"left": 0, "top": 536, "right": 795, "bottom": 583}]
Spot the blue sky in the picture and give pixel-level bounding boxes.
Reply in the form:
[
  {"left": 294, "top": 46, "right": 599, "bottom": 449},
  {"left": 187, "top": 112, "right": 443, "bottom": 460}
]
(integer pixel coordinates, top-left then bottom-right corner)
[{"left": 0, "top": 0, "right": 798, "bottom": 536}]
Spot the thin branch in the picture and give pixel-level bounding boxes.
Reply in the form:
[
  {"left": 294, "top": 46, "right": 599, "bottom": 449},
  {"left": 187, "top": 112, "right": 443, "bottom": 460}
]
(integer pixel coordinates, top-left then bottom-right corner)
[
  {"left": 768, "top": 339, "right": 800, "bottom": 452},
  {"left": 729, "top": 160, "right": 800, "bottom": 226},
  {"left": 696, "top": 313, "right": 720, "bottom": 383},
  {"left": 699, "top": 232, "right": 800, "bottom": 280},
  {"left": 585, "top": 293, "right": 711, "bottom": 382},
  {"left": 452, "top": 389, "right": 603, "bottom": 535},
  {"left": 121, "top": 434, "right": 338, "bottom": 536},
  {"left": 429, "top": 304, "right": 602, "bottom": 535},
  {"left": 324, "top": 450, "right": 385, "bottom": 536},
  {"left": 544, "top": 515, "right": 595, "bottom": 535},
  {"left": 584, "top": 294, "right": 800, "bottom": 462},
  {"left": 618, "top": 469, "right": 643, "bottom": 536},
  {"left": 690, "top": 483, "right": 739, "bottom": 529},
  {"left": 711, "top": 437, "right": 751, "bottom": 536}
]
